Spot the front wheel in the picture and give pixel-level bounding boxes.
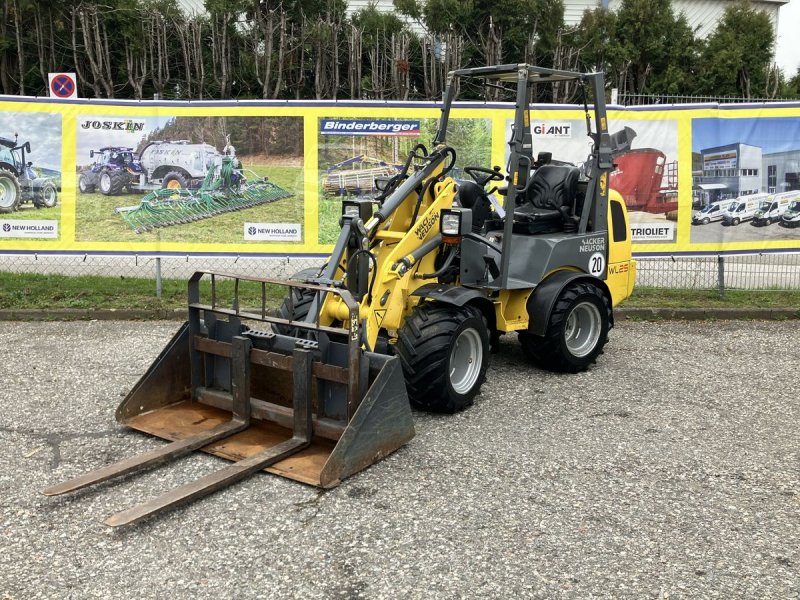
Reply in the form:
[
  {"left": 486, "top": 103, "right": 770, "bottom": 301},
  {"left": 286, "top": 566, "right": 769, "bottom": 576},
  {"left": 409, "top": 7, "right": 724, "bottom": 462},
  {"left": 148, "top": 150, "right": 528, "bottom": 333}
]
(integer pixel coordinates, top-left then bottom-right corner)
[
  {"left": 702, "top": 217, "right": 710, "bottom": 225},
  {"left": 0, "top": 169, "right": 21, "bottom": 213},
  {"left": 732, "top": 217, "right": 740, "bottom": 226},
  {"left": 520, "top": 281, "right": 610, "bottom": 373},
  {"left": 396, "top": 303, "right": 489, "bottom": 413},
  {"left": 33, "top": 181, "right": 58, "bottom": 208}
]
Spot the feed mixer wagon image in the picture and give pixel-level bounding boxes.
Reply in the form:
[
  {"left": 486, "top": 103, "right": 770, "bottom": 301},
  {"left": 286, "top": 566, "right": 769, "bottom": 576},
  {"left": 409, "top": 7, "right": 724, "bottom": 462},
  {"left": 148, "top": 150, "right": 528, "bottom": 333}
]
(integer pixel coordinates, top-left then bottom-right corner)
[
  {"left": 608, "top": 126, "right": 678, "bottom": 215},
  {"left": 114, "top": 137, "right": 293, "bottom": 233},
  {"left": 44, "top": 64, "right": 635, "bottom": 527}
]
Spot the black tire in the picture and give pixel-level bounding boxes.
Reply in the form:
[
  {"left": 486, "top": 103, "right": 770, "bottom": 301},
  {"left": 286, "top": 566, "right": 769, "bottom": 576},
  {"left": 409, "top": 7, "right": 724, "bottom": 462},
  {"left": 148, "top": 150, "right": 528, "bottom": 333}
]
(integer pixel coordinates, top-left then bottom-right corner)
[
  {"left": 396, "top": 302, "right": 489, "bottom": 413},
  {"left": 732, "top": 217, "right": 740, "bottom": 226},
  {"left": 0, "top": 169, "right": 21, "bottom": 213},
  {"left": 764, "top": 217, "right": 771, "bottom": 226},
  {"left": 78, "top": 173, "right": 95, "bottom": 193},
  {"left": 275, "top": 286, "right": 317, "bottom": 336},
  {"left": 33, "top": 181, "right": 58, "bottom": 208},
  {"left": 162, "top": 171, "right": 189, "bottom": 190},
  {"left": 98, "top": 169, "right": 129, "bottom": 195},
  {"left": 702, "top": 217, "right": 710, "bottom": 225},
  {"left": 519, "top": 281, "right": 610, "bottom": 374}
]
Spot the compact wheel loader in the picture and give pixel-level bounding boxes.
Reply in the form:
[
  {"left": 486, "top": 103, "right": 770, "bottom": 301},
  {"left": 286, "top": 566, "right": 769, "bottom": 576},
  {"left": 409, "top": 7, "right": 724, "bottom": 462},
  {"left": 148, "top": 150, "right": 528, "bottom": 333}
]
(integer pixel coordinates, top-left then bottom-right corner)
[{"left": 44, "top": 64, "right": 635, "bottom": 526}]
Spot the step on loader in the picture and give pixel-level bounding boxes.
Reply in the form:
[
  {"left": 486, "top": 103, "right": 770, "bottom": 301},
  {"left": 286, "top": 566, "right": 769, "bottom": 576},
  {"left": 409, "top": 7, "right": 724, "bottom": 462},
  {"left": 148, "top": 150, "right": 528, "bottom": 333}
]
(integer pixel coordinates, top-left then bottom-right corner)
[{"left": 44, "top": 64, "right": 635, "bottom": 526}]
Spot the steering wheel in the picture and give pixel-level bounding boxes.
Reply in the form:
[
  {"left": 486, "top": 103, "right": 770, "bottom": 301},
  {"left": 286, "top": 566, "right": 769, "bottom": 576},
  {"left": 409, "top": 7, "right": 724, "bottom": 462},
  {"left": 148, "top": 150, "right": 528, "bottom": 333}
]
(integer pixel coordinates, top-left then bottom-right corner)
[{"left": 464, "top": 166, "right": 504, "bottom": 188}]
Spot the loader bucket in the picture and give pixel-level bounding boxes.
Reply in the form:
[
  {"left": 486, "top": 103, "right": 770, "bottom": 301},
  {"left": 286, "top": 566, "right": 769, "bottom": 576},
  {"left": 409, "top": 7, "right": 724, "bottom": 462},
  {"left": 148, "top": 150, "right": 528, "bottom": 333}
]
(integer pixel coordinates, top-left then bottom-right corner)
[{"left": 44, "top": 272, "right": 414, "bottom": 526}]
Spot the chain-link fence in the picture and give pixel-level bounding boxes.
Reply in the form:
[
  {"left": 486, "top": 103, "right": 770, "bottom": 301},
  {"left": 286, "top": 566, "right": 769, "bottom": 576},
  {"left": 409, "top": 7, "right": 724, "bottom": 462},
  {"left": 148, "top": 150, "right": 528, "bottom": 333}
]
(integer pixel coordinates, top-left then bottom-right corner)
[{"left": 2, "top": 252, "right": 800, "bottom": 296}]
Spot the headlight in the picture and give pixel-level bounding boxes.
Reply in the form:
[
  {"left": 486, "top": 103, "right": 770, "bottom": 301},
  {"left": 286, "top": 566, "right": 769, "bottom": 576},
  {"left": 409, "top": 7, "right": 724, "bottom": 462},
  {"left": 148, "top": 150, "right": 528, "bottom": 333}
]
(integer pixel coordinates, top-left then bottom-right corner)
[
  {"left": 441, "top": 211, "right": 462, "bottom": 235},
  {"left": 342, "top": 201, "right": 361, "bottom": 218}
]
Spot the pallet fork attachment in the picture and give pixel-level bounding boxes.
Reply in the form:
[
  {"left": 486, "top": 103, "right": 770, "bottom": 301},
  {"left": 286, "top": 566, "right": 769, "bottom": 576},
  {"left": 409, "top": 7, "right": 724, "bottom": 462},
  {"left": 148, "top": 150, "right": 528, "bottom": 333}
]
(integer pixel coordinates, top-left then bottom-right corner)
[{"left": 44, "top": 272, "right": 414, "bottom": 526}]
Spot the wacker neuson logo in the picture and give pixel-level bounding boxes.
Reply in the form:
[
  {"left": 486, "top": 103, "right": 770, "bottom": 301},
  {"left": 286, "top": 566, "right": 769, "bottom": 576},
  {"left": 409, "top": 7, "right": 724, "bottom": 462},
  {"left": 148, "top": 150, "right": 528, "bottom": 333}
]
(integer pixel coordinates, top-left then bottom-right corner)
[
  {"left": 244, "top": 223, "right": 301, "bottom": 242},
  {"left": 0, "top": 220, "right": 58, "bottom": 239}
]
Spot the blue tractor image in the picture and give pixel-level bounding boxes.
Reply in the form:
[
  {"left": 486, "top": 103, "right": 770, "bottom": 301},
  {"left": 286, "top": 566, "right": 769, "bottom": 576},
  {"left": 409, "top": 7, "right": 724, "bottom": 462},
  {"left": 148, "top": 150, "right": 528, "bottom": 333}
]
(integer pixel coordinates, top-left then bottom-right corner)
[
  {"left": 0, "top": 134, "right": 59, "bottom": 214},
  {"left": 78, "top": 147, "right": 141, "bottom": 195}
]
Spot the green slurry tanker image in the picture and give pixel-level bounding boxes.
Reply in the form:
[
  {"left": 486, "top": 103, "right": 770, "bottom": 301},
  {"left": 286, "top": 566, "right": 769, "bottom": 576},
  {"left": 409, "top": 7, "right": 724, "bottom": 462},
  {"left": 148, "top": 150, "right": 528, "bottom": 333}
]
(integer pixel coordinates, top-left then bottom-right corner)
[{"left": 114, "top": 137, "right": 292, "bottom": 233}]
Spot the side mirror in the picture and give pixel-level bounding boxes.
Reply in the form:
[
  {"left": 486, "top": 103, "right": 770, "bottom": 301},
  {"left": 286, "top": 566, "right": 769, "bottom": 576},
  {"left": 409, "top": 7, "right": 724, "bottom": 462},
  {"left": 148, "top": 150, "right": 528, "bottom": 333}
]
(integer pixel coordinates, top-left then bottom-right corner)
[{"left": 89, "top": 150, "right": 94, "bottom": 158}]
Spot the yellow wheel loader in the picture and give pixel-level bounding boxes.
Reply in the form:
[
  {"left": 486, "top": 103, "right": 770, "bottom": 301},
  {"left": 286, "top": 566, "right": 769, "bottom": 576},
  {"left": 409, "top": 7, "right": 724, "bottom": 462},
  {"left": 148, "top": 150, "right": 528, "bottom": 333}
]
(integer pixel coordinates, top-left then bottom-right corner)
[{"left": 44, "top": 64, "right": 635, "bottom": 526}]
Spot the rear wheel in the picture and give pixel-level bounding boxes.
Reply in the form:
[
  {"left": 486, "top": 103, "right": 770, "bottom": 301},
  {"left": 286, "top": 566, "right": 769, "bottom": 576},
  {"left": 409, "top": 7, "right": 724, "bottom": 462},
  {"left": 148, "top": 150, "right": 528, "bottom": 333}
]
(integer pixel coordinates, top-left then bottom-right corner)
[
  {"left": 396, "top": 302, "right": 489, "bottom": 413},
  {"left": 78, "top": 173, "right": 95, "bottom": 193},
  {"left": 0, "top": 169, "right": 21, "bottom": 213},
  {"left": 99, "top": 169, "right": 129, "bottom": 195},
  {"left": 33, "top": 181, "right": 58, "bottom": 208},
  {"left": 520, "top": 281, "right": 610, "bottom": 373},
  {"left": 162, "top": 171, "right": 189, "bottom": 190}
]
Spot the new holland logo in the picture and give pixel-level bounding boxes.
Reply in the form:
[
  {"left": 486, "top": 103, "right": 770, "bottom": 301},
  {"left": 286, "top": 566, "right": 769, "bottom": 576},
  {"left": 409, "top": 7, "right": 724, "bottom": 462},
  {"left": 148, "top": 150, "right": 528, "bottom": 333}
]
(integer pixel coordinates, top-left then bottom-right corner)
[
  {"left": 0, "top": 219, "right": 58, "bottom": 239},
  {"left": 243, "top": 222, "right": 302, "bottom": 242}
]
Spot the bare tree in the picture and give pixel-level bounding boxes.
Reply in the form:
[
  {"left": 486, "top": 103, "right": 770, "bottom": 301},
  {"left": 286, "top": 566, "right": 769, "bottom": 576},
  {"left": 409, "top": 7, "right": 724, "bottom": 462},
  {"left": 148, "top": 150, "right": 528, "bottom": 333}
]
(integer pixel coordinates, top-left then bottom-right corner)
[
  {"left": 175, "top": 16, "right": 205, "bottom": 99},
  {"left": 75, "top": 2, "right": 115, "bottom": 98}
]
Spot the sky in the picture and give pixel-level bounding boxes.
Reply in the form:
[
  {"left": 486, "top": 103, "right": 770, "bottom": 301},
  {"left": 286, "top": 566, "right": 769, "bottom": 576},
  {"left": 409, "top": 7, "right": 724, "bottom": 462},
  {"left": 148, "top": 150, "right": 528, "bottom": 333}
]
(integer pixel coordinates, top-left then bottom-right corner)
[
  {"left": 75, "top": 115, "right": 165, "bottom": 165},
  {"left": 692, "top": 118, "right": 800, "bottom": 154},
  {"left": 0, "top": 112, "right": 62, "bottom": 171},
  {"left": 776, "top": 0, "right": 800, "bottom": 77}
]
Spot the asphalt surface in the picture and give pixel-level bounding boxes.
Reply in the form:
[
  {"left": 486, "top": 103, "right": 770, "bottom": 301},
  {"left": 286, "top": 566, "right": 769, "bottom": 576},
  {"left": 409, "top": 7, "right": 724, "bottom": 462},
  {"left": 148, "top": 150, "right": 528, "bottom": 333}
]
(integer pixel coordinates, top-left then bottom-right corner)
[{"left": 1, "top": 320, "right": 798, "bottom": 599}]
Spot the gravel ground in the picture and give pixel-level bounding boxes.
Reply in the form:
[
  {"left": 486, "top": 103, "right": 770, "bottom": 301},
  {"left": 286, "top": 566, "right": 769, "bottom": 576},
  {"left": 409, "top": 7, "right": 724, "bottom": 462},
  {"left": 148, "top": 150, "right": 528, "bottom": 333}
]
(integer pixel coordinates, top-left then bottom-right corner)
[{"left": 1, "top": 320, "right": 798, "bottom": 599}]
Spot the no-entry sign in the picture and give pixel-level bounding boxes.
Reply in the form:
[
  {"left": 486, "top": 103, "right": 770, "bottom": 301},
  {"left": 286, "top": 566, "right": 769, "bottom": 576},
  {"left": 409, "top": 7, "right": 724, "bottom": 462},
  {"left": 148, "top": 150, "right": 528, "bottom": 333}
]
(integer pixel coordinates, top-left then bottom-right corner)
[{"left": 48, "top": 73, "right": 78, "bottom": 99}]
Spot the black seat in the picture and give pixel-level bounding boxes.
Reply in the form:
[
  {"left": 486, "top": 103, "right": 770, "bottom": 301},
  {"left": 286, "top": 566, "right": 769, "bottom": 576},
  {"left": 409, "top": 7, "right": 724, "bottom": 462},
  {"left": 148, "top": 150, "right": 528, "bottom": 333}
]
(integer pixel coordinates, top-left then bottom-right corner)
[
  {"left": 456, "top": 180, "right": 494, "bottom": 232},
  {"left": 513, "top": 165, "right": 579, "bottom": 234}
]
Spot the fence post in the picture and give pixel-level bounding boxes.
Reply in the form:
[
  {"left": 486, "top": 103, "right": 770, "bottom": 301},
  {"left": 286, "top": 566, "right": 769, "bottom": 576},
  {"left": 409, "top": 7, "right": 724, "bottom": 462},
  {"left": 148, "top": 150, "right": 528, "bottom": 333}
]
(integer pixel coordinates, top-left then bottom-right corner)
[
  {"left": 717, "top": 255, "right": 725, "bottom": 298},
  {"left": 155, "top": 257, "right": 162, "bottom": 299}
]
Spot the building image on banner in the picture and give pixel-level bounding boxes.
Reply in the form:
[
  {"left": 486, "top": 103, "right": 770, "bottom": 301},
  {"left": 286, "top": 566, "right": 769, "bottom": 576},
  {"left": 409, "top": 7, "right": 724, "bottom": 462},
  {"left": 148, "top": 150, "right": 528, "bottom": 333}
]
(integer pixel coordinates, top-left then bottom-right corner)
[
  {"left": 75, "top": 115, "right": 303, "bottom": 245},
  {"left": 0, "top": 112, "right": 61, "bottom": 240},
  {"left": 317, "top": 116, "right": 491, "bottom": 244},
  {"left": 690, "top": 116, "right": 800, "bottom": 245},
  {"left": 504, "top": 116, "right": 679, "bottom": 244}
]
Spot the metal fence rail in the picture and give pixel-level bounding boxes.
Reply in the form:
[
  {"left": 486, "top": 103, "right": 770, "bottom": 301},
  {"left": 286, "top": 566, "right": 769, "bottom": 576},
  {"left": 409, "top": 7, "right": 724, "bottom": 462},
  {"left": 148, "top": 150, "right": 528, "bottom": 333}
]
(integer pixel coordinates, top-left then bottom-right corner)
[{"left": 1, "top": 253, "right": 800, "bottom": 297}]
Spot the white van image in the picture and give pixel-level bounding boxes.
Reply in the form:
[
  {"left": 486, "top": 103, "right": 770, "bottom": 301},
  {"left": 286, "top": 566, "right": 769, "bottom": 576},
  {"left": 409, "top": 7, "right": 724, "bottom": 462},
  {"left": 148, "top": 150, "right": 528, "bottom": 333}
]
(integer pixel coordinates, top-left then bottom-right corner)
[
  {"left": 780, "top": 198, "right": 800, "bottom": 228},
  {"left": 692, "top": 200, "right": 733, "bottom": 225},
  {"left": 752, "top": 191, "right": 799, "bottom": 226},
  {"left": 721, "top": 193, "right": 769, "bottom": 226}
]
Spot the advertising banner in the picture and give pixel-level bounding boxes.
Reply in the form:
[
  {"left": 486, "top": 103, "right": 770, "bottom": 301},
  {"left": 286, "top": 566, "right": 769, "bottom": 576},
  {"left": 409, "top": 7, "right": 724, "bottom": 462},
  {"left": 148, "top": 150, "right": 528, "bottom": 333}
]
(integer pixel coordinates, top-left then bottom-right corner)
[{"left": 0, "top": 97, "right": 798, "bottom": 258}]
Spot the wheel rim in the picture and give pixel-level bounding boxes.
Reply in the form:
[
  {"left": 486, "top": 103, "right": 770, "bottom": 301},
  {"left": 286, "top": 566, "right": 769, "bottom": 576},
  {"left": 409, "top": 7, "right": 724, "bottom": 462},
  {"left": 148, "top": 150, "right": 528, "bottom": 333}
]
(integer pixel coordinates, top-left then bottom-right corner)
[
  {"left": 449, "top": 327, "right": 483, "bottom": 395},
  {"left": 167, "top": 179, "right": 181, "bottom": 189},
  {"left": 564, "top": 301, "right": 602, "bottom": 358},
  {"left": 0, "top": 178, "right": 15, "bottom": 208},
  {"left": 100, "top": 173, "right": 111, "bottom": 192},
  {"left": 44, "top": 186, "right": 56, "bottom": 206}
]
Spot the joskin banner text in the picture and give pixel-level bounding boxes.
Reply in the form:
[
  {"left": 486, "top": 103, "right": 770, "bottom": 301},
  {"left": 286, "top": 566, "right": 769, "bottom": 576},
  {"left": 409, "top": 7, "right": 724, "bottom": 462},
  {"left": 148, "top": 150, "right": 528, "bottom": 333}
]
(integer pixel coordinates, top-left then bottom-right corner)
[{"left": 1, "top": 96, "right": 799, "bottom": 257}]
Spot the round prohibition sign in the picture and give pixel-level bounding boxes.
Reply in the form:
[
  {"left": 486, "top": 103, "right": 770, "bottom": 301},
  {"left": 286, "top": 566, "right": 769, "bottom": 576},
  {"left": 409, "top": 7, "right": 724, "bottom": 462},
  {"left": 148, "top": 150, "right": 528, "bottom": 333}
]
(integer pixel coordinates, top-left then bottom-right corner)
[{"left": 50, "top": 74, "right": 76, "bottom": 98}]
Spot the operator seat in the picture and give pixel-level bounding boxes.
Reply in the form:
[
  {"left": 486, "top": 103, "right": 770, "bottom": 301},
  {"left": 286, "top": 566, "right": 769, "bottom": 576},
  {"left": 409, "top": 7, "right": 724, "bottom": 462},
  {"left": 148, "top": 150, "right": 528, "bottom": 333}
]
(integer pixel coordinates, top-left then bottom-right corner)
[
  {"left": 456, "top": 180, "right": 494, "bottom": 232},
  {"left": 513, "top": 164, "right": 579, "bottom": 234}
]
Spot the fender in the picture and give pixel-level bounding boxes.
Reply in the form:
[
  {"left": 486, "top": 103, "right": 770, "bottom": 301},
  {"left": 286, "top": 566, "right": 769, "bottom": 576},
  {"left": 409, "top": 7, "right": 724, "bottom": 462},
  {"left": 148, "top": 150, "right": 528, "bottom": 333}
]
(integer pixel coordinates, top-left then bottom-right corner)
[
  {"left": 527, "top": 270, "right": 613, "bottom": 337},
  {"left": 410, "top": 283, "right": 495, "bottom": 324}
]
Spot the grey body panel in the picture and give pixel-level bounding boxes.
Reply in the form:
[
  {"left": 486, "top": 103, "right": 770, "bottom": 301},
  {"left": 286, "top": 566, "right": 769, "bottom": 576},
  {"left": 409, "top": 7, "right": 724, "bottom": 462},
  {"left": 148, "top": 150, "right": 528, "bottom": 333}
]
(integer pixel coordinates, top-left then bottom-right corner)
[{"left": 460, "top": 229, "right": 608, "bottom": 289}]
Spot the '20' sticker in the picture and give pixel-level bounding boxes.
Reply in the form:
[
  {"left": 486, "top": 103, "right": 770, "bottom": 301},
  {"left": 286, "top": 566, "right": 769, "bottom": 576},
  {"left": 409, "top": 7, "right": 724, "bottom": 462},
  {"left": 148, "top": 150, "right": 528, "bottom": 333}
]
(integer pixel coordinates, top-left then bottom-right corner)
[{"left": 589, "top": 252, "right": 605, "bottom": 277}]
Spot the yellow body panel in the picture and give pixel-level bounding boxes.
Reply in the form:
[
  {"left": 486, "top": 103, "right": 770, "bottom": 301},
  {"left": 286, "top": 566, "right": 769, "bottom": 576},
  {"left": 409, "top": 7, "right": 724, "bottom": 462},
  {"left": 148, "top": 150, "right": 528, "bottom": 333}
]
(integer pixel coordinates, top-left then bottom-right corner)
[{"left": 606, "top": 189, "right": 636, "bottom": 307}]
